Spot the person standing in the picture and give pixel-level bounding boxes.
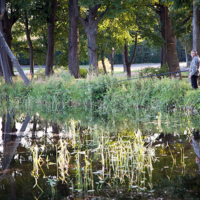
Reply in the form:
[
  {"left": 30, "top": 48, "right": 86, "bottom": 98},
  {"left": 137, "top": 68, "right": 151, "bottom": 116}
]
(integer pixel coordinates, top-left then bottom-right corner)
[{"left": 188, "top": 50, "right": 200, "bottom": 89}]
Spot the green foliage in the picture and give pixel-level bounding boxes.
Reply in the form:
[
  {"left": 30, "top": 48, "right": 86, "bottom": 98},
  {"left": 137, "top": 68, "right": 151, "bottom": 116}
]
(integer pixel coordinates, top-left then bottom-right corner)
[
  {"left": 184, "top": 88, "right": 200, "bottom": 110},
  {"left": 79, "top": 68, "right": 88, "bottom": 78},
  {"left": 0, "top": 70, "right": 197, "bottom": 119},
  {"left": 139, "top": 63, "right": 169, "bottom": 78}
]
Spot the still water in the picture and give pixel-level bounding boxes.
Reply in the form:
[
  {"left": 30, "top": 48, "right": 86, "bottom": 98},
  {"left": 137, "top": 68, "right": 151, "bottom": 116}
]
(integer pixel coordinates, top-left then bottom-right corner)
[{"left": 0, "top": 111, "right": 200, "bottom": 200}]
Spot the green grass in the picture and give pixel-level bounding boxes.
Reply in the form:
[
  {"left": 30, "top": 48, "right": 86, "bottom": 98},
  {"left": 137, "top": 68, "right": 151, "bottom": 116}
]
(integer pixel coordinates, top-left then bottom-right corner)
[{"left": 0, "top": 69, "right": 195, "bottom": 111}]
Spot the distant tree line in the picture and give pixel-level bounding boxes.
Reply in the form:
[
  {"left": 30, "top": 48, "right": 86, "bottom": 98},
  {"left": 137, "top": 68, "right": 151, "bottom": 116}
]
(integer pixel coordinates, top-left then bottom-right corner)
[{"left": 0, "top": 0, "right": 198, "bottom": 83}]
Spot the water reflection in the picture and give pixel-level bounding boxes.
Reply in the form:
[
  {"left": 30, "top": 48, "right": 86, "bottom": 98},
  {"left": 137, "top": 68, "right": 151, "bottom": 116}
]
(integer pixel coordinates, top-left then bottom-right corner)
[
  {"left": 1, "top": 112, "right": 31, "bottom": 200},
  {"left": 190, "top": 136, "right": 200, "bottom": 172},
  {"left": 0, "top": 111, "right": 200, "bottom": 199}
]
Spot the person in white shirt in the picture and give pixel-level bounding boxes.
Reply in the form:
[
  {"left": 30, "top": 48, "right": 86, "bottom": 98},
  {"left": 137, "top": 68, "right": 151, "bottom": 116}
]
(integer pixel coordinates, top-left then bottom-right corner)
[{"left": 188, "top": 50, "right": 200, "bottom": 89}]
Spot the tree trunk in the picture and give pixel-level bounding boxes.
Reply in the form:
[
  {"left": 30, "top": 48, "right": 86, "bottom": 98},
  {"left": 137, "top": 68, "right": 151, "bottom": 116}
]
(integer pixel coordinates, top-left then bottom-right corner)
[
  {"left": 124, "top": 14, "right": 138, "bottom": 78},
  {"left": 158, "top": 5, "right": 182, "bottom": 79},
  {"left": 0, "top": 19, "right": 12, "bottom": 84},
  {"left": 122, "top": 51, "right": 127, "bottom": 72},
  {"left": 73, "top": 1, "right": 108, "bottom": 76},
  {"left": 25, "top": 12, "right": 34, "bottom": 79},
  {"left": 0, "top": 64, "right": 3, "bottom": 75},
  {"left": 45, "top": 0, "right": 57, "bottom": 76},
  {"left": 86, "top": 28, "right": 98, "bottom": 75},
  {"left": 3, "top": 13, "right": 14, "bottom": 76},
  {"left": 185, "top": 40, "right": 188, "bottom": 67},
  {"left": 0, "top": 47, "right": 12, "bottom": 84},
  {"left": 0, "top": 29, "right": 30, "bottom": 85},
  {"left": 160, "top": 46, "right": 167, "bottom": 67},
  {"left": 124, "top": 35, "right": 138, "bottom": 78},
  {"left": 193, "top": 3, "right": 200, "bottom": 54},
  {"left": 68, "top": 0, "right": 79, "bottom": 78},
  {"left": 101, "top": 50, "right": 107, "bottom": 75},
  {"left": 109, "top": 49, "right": 114, "bottom": 76}
]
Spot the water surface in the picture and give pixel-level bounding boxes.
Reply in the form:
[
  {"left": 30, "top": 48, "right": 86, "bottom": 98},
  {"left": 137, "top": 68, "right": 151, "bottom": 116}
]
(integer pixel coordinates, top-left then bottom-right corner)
[{"left": 0, "top": 111, "right": 200, "bottom": 200}]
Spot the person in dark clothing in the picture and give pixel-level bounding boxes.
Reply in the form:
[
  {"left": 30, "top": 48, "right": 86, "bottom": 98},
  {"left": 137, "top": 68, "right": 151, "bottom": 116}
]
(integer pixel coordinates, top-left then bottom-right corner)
[{"left": 188, "top": 50, "right": 200, "bottom": 89}]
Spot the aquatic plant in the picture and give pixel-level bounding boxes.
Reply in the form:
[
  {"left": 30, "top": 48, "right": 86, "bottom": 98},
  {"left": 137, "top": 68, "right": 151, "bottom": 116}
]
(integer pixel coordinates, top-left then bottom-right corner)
[{"left": 30, "top": 145, "right": 45, "bottom": 193}]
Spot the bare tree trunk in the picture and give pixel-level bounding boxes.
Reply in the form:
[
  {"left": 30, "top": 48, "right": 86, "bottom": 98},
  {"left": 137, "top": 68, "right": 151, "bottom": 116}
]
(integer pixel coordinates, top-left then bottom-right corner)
[
  {"left": 68, "top": 0, "right": 79, "bottom": 78},
  {"left": 122, "top": 51, "right": 127, "bottom": 72},
  {"left": 25, "top": 11, "right": 34, "bottom": 79},
  {"left": 45, "top": 0, "right": 57, "bottom": 76},
  {"left": 157, "top": 5, "right": 182, "bottom": 79},
  {"left": 101, "top": 50, "right": 107, "bottom": 75}
]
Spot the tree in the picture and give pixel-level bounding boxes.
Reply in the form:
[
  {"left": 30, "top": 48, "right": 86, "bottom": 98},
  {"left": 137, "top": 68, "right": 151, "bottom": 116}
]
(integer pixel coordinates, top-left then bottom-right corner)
[
  {"left": 0, "top": 0, "right": 30, "bottom": 85},
  {"left": 169, "top": 0, "right": 193, "bottom": 67},
  {"left": 74, "top": 0, "right": 109, "bottom": 75},
  {"left": 24, "top": 10, "right": 34, "bottom": 78},
  {"left": 0, "top": 5, "right": 12, "bottom": 84},
  {"left": 124, "top": 14, "right": 138, "bottom": 78},
  {"left": 3, "top": 0, "right": 23, "bottom": 76},
  {"left": 154, "top": 2, "right": 182, "bottom": 79},
  {"left": 45, "top": 0, "right": 57, "bottom": 76},
  {"left": 192, "top": 1, "right": 200, "bottom": 53},
  {"left": 68, "top": 0, "right": 79, "bottom": 78}
]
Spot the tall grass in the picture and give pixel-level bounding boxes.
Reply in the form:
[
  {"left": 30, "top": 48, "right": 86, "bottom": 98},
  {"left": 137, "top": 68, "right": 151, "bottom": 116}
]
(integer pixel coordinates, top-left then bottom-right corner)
[{"left": 0, "top": 70, "right": 196, "bottom": 117}]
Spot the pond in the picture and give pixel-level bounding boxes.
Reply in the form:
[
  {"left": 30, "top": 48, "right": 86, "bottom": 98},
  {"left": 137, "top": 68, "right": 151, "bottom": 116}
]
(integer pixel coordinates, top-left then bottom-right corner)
[{"left": 0, "top": 109, "right": 200, "bottom": 200}]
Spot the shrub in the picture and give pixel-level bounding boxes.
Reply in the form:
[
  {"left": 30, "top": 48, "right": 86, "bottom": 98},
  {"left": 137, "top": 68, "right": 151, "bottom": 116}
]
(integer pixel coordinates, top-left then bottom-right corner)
[
  {"left": 139, "top": 63, "right": 169, "bottom": 78},
  {"left": 79, "top": 68, "right": 88, "bottom": 78}
]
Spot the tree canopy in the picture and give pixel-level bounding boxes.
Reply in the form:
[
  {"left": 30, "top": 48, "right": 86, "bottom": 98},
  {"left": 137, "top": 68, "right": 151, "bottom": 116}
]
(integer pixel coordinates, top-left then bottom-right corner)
[{"left": 0, "top": 0, "right": 198, "bottom": 79}]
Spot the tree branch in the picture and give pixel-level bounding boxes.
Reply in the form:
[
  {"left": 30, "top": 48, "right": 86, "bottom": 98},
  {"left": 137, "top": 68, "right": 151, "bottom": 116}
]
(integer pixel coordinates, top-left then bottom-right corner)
[
  {"left": 96, "top": 6, "right": 109, "bottom": 23},
  {"left": 182, "top": 14, "right": 191, "bottom": 26}
]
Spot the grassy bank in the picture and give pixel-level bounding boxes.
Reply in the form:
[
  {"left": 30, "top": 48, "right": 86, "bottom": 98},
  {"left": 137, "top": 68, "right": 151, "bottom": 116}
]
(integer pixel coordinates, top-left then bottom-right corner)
[{"left": 0, "top": 70, "right": 199, "bottom": 116}]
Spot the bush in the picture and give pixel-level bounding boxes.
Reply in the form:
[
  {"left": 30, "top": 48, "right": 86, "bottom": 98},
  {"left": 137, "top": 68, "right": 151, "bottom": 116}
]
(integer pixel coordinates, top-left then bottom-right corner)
[
  {"left": 184, "top": 89, "right": 200, "bottom": 110},
  {"left": 79, "top": 68, "right": 88, "bottom": 78},
  {"left": 139, "top": 63, "right": 169, "bottom": 78}
]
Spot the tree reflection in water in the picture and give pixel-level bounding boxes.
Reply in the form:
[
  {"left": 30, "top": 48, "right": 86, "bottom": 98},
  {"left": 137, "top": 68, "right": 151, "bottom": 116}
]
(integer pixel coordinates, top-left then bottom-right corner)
[
  {"left": 0, "top": 112, "right": 31, "bottom": 200},
  {"left": 1, "top": 112, "right": 200, "bottom": 199}
]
